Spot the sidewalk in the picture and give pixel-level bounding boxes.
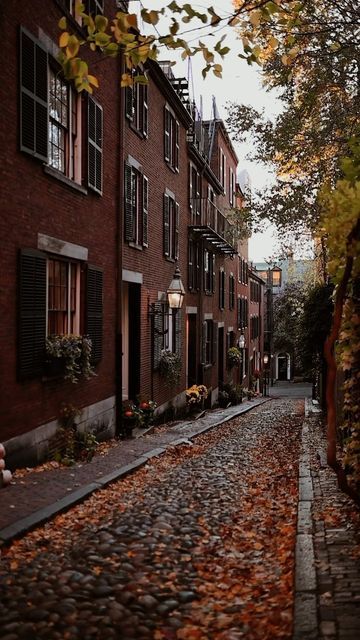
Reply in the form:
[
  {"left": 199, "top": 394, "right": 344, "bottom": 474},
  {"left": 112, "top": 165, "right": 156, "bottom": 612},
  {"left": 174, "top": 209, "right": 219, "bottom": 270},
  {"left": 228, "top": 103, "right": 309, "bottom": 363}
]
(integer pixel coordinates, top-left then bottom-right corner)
[
  {"left": 0, "top": 398, "right": 268, "bottom": 545},
  {"left": 293, "top": 399, "right": 360, "bottom": 640}
]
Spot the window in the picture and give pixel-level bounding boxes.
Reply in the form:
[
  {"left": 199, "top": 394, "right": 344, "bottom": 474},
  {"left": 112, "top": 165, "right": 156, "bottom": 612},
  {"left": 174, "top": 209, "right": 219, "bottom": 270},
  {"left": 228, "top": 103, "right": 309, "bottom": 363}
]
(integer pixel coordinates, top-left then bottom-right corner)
[
  {"left": 18, "top": 249, "right": 103, "bottom": 379},
  {"left": 272, "top": 269, "right": 282, "bottom": 287},
  {"left": 152, "top": 303, "right": 182, "bottom": 370},
  {"left": 204, "top": 249, "right": 215, "bottom": 294},
  {"left": 229, "top": 273, "right": 235, "bottom": 310},
  {"left": 219, "top": 268, "right": 225, "bottom": 310},
  {"left": 49, "top": 68, "right": 80, "bottom": 180},
  {"left": 219, "top": 148, "right": 226, "bottom": 193},
  {"left": 250, "top": 280, "right": 260, "bottom": 302},
  {"left": 189, "top": 163, "right": 201, "bottom": 215},
  {"left": 63, "top": 1, "right": 104, "bottom": 15},
  {"left": 47, "top": 258, "right": 80, "bottom": 335},
  {"left": 237, "top": 296, "right": 248, "bottom": 330},
  {"left": 250, "top": 316, "right": 260, "bottom": 340},
  {"left": 20, "top": 28, "right": 103, "bottom": 193},
  {"left": 125, "top": 71, "right": 148, "bottom": 137},
  {"left": 124, "top": 163, "right": 148, "bottom": 247},
  {"left": 188, "top": 238, "right": 201, "bottom": 291},
  {"left": 86, "top": 0, "right": 104, "bottom": 15},
  {"left": 164, "top": 193, "right": 179, "bottom": 260},
  {"left": 202, "top": 319, "right": 216, "bottom": 366},
  {"left": 164, "top": 107, "right": 179, "bottom": 172},
  {"left": 229, "top": 167, "right": 236, "bottom": 206}
]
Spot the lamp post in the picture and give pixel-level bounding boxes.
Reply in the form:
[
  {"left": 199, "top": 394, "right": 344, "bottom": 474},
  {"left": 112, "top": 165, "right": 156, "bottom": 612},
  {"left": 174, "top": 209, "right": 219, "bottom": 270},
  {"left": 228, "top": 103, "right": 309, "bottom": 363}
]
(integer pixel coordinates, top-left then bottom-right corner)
[
  {"left": 167, "top": 266, "right": 185, "bottom": 312},
  {"left": 263, "top": 353, "right": 269, "bottom": 397},
  {"left": 238, "top": 333, "right": 245, "bottom": 380}
]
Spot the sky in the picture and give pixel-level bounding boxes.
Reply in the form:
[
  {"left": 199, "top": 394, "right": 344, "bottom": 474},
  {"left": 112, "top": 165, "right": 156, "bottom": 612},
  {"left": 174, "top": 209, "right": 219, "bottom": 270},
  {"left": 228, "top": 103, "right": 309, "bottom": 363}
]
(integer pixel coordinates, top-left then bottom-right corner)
[{"left": 131, "top": 0, "right": 284, "bottom": 261}]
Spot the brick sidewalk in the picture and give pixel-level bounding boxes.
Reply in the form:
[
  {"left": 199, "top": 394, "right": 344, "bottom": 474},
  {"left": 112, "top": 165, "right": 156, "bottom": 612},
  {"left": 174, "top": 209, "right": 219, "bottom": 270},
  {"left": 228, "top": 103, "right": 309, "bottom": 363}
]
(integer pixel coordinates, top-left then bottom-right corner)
[{"left": 293, "top": 402, "right": 360, "bottom": 640}]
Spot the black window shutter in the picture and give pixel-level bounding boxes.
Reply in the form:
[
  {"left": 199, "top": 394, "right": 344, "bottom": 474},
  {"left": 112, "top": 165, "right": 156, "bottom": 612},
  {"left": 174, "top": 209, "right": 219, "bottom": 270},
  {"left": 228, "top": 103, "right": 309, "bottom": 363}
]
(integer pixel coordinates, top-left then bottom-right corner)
[
  {"left": 212, "top": 322, "right": 218, "bottom": 365},
  {"left": 142, "top": 175, "right": 149, "bottom": 247},
  {"left": 152, "top": 301, "right": 163, "bottom": 370},
  {"left": 18, "top": 248, "right": 47, "bottom": 379},
  {"left": 164, "top": 108, "right": 170, "bottom": 162},
  {"left": 175, "top": 309, "right": 182, "bottom": 357},
  {"left": 212, "top": 255, "right": 216, "bottom": 294},
  {"left": 174, "top": 202, "right": 179, "bottom": 260},
  {"left": 237, "top": 297, "right": 241, "bottom": 329},
  {"left": 219, "top": 270, "right": 225, "bottom": 310},
  {"left": 125, "top": 84, "right": 134, "bottom": 120},
  {"left": 195, "top": 242, "right": 201, "bottom": 291},
  {"left": 86, "top": 265, "right": 103, "bottom": 363},
  {"left": 88, "top": 96, "right": 103, "bottom": 194},
  {"left": 163, "top": 194, "right": 170, "bottom": 257},
  {"left": 142, "top": 83, "right": 148, "bottom": 137},
  {"left": 189, "top": 164, "right": 193, "bottom": 209},
  {"left": 201, "top": 321, "right": 207, "bottom": 365},
  {"left": 188, "top": 239, "right": 194, "bottom": 290},
  {"left": 124, "top": 164, "right": 134, "bottom": 241},
  {"left": 20, "top": 28, "right": 48, "bottom": 162},
  {"left": 226, "top": 331, "right": 231, "bottom": 353},
  {"left": 174, "top": 120, "right": 180, "bottom": 171}
]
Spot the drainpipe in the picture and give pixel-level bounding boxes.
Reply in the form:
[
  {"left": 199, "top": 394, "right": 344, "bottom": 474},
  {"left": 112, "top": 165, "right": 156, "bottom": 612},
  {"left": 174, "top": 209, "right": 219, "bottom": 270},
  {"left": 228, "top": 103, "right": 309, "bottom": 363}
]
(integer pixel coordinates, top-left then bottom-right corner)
[{"left": 115, "top": 50, "right": 124, "bottom": 436}]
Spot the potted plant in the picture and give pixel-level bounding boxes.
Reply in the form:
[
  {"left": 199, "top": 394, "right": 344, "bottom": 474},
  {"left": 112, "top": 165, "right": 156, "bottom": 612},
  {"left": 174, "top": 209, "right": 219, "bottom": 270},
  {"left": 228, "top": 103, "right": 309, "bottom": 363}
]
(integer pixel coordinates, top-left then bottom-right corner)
[
  {"left": 122, "top": 403, "right": 140, "bottom": 438},
  {"left": 227, "top": 347, "right": 242, "bottom": 369},
  {"left": 45, "top": 334, "right": 94, "bottom": 383},
  {"left": 137, "top": 399, "right": 157, "bottom": 427},
  {"left": 185, "top": 384, "right": 208, "bottom": 414},
  {"left": 158, "top": 350, "right": 182, "bottom": 386}
]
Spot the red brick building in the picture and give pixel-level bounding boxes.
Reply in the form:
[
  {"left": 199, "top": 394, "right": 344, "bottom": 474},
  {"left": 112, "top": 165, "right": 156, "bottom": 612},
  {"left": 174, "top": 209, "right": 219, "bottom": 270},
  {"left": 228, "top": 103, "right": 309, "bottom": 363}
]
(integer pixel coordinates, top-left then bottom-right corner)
[
  {"left": 0, "top": 1, "right": 265, "bottom": 469},
  {"left": 0, "top": 0, "right": 121, "bottom": 468}
]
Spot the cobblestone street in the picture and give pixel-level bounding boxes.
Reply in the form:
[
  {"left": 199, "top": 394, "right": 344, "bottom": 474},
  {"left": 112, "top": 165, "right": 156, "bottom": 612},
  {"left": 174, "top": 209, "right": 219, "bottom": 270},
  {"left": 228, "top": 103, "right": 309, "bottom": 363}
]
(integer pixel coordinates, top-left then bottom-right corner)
[
  {"left": 1, "top": 398, "right": 360, "bottom": 640},
  {"left": 0, "top": 400, "right": 303, "bottom": 640}
]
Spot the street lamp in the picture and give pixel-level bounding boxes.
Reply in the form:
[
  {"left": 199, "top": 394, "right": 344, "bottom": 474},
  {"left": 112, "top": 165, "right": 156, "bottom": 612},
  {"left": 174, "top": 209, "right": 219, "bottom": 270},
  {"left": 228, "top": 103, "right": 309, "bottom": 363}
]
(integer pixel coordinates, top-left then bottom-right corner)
[
  {"left": 167, "top": 266, "right": 185, "bottom": 311},
  {"left": 238, "top": 333, "right": 245, "bottom": 379},
  {"left": 263, "top": 353, "right": 269, "bottom": 397}
]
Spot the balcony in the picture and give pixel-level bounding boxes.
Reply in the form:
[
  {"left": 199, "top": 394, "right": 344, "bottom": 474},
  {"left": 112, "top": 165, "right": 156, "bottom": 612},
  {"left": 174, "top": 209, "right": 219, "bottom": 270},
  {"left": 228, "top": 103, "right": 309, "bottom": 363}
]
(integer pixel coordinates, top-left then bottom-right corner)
[{"left": 189, "top": 198, "right": 236, "bottom": 255}]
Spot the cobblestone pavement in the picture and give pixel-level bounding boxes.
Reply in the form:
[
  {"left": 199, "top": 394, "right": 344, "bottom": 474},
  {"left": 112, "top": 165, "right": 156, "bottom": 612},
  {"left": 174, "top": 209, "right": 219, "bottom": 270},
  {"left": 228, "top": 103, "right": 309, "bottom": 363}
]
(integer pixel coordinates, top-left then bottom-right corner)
[
  {"left": 0, "top": 399, "right": 303, "bottom": 640},
  {"left": 1, "top": 399, "right": 359, "bottom": 640},
  {"left": 0, "top": 399, "right": 267, "bottom": 538}
]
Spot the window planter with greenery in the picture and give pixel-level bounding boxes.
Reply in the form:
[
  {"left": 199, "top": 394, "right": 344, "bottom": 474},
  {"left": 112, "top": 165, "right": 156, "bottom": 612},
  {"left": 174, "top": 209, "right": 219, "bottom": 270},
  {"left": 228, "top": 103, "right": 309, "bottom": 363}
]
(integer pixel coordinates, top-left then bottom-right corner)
[
  {"left": 45, "top": 334, "right": 94, "bottom": 383},
  {"left": 227, "top": 346, "right": 242, "bottom": 369},
  {"left": 158, "top": 349, "right": 182, "bottom": 387}
]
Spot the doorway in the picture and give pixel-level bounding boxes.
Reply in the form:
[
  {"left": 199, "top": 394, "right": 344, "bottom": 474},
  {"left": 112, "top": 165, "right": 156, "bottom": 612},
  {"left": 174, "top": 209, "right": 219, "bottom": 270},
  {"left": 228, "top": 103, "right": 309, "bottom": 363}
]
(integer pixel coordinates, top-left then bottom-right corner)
[
  {"left": 122, "top": 282, "right": 141, "bottom": 400},
  {"left": 277, "top": 352, "right": 289, "bottom": 381},
  {"left": 187, "top": 313, "right": 197, "bottom": 387},
  {"left": 218, "top": 326, "right": 224, "bottom": 387}
]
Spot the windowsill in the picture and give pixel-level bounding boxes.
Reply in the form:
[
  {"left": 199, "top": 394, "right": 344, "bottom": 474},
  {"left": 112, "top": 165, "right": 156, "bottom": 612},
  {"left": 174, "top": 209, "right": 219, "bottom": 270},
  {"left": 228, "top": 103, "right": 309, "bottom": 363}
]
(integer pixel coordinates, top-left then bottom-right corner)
[
  {"left": 129, "top": 122, "right": 147, "bottom": 140},
  {"left": 166, "top": 257, "right": 176, "bottom": 263},
  {"left": 165, "top": 161, "right": 179, "bottom": 174},
  {"left": 43, "top": 166, "right": 88, "bottom": 195},
  {"left": 128, "top": 242, "right": 143, "bottom": 251},
  {"left": 203, "top": 363, "right": 212, "bottom": 370}
]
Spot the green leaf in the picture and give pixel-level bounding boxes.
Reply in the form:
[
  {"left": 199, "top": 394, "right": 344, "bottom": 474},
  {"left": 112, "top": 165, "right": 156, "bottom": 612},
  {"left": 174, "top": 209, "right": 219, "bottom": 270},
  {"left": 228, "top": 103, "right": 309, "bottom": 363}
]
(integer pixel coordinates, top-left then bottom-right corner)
[
  {"left": 95, "top": 15, "right": 108, "bottom": 32},
  {"left": 58, "top": 16, "right": 67, "bottom": 30}
]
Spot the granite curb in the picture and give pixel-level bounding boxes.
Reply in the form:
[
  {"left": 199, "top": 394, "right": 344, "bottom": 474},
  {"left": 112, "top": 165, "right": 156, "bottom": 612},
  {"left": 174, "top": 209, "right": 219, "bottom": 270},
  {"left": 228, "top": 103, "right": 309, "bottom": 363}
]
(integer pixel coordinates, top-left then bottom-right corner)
[
  {"left": 293, "top": 401, "right": 318, "bottom": 640},
  {"left": 0, "top": 398, "right": 270, "bottom": 545}
]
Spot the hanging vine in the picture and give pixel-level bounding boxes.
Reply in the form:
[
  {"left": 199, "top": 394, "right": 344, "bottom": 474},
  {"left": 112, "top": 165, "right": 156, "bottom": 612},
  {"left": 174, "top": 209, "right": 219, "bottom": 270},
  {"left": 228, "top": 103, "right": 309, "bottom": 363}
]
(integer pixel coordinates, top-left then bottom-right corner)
[{"left": 321, "top": 139, "right": 360, "bottom": 502}]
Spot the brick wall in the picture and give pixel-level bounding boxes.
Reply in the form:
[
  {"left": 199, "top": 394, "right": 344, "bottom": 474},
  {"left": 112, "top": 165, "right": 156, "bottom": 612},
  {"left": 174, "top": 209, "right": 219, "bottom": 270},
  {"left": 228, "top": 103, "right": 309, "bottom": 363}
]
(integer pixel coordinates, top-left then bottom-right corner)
[{"left": 0, "top": 1, "right": 119, "bottom": 442}]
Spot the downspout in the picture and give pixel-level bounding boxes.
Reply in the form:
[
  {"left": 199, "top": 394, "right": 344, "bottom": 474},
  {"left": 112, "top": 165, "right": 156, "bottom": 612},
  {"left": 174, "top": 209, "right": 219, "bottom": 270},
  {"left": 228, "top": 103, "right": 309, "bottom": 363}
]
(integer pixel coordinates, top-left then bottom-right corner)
[{"left": 115, "top": 50, "right": 124, "bottom": 436}]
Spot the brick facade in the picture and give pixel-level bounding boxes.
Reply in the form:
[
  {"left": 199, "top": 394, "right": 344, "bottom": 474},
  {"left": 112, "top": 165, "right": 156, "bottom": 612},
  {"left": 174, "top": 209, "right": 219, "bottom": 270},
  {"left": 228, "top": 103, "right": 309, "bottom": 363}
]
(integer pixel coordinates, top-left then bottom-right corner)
[{"left": 0, "top": 1, "right": 265, "bottom": 468}]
